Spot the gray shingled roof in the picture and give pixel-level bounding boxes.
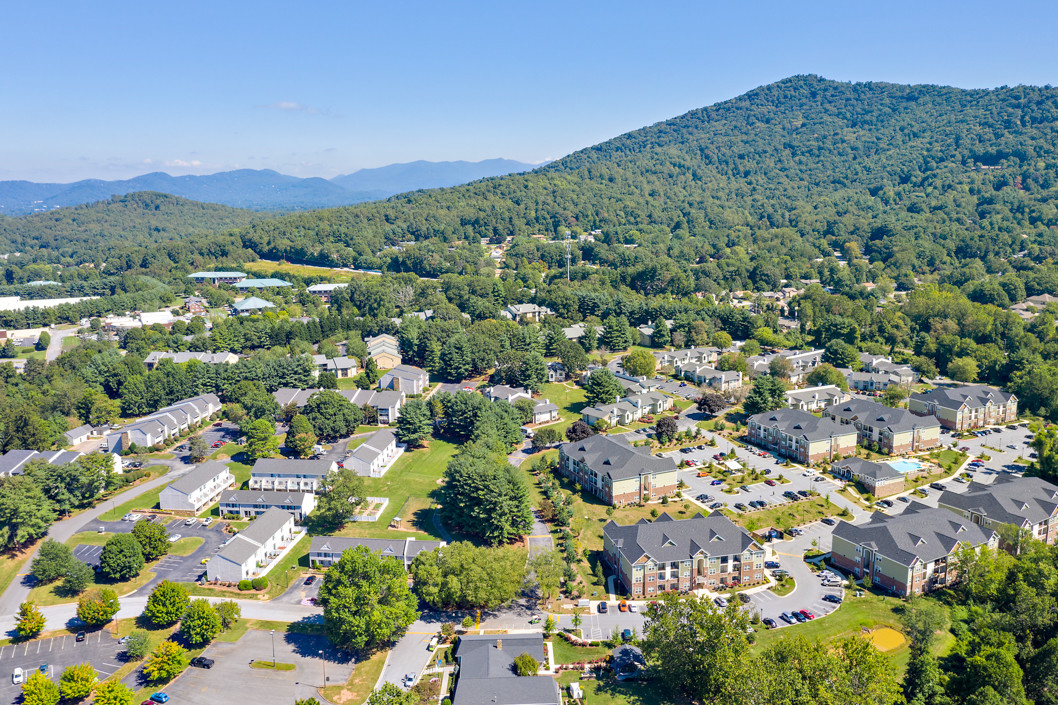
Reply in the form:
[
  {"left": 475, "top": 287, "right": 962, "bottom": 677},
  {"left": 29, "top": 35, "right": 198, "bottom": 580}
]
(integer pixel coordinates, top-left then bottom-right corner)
[
  {"left": 168, "top": 461, "right": 231, "bottom": 495},
  {"left": 348, "top": 429, "right": 397, "bottom": 465},
  {"left": 560, "top": 434, "right": 676, "bottom": 482},
  {"left": 251, "top": 458, "right": 334, "bottom": 478},
  {"left": 832, "top": 457, "right": 902, "bottom": 481},
  {"left": 219, "top": 490, "right": 312, "bottom": 507},
  {"left": 453, "top": 634, "right": 559, "bottom": 705},
  {"left": 309, "top": 536, "right": 442, "bottom": 563},
  {"left": 748, "top": 408, "right": 854, "bottom": 441},
  {"left": 604, "top": 512, "right": 759, "bottom": 563},
  {"left": 832, "top": 502, "right": 994, "bottom": 568},
  {"left": 939, "top": 476, "right": 1058, "bottom": 528},
  {"left": 910, "top": 384, "right": 1015, "bottom": 409},
  {"left": 825, "top": 398, "right": 940, "bottom": 433}
]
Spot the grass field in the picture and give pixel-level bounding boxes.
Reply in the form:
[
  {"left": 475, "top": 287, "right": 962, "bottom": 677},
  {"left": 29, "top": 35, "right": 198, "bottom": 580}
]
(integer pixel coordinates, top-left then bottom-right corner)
[
  {"left": 319, "top": 646, "right": 388, "bottom": 705},
  {"left": 538, "top": 382, "right": 587, "bottom": 435},
  {"left": 558, "top": 671, "right": 680, "bottom": 705},
  {"left": 0, "top": 544, "right": 39, "bottom": 600},
  {"left": 97, "top": 466, "right": 171, "bottom": 521},
  {"left": 170, "top": 536, "right": 204, "bottom": 556},
  {"left": 29, "top": 564, "right": 158, "bottom": 606},
  {"left": 550, "top": 639, "right": 611, "bottom": 664},
  {"left": 730, "top": 495, "right": 845, "bottom": 533},
  {"left": 330, "top": 438, "right": 460, "bottom": 541},
  {"left": 244, "top": 259, "right": 359, "bottom": 281}
]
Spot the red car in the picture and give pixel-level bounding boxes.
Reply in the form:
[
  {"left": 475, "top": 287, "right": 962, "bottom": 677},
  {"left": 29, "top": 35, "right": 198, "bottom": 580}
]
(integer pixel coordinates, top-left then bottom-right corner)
[
  {"left": 799, "top": 609, "right": 815, "bottom": 620},
  {"left": 765, "top": 479, "right": 776, "bottom": 486}
]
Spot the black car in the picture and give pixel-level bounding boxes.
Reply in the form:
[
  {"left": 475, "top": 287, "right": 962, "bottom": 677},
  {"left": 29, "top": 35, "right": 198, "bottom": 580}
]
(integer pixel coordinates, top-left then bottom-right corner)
[
  {"left": 797, "top": 489, "right": 811, "bottom": 497},
  {"left": 597, "top": 601, "right": 608, "bottom": 613},
  {"left": 708, "top": 502, "right": 723, "bottom": 509},
  {"left": 762, "top": 617, "right": 777, "bottom": 628},
  {"left": 791, "top": 611, "right": 807, "bottom": 623},
  {"left": 734, "top": 503, "right": 748, "bottom": 511},
  {"left": 304, "top": 575, "right": 316, "bottom": 586},
  {"left": 822, "top": 594, "right": 843, "bottom": 604},
  {"left": 190, "top": 657, "right": 215, "bottom": 669},
  {"left": 75, "top": 632, "right": 86, "bottom": 642},
  {"left": 821, "top": 518, "right": 836, "bottom": 526}
]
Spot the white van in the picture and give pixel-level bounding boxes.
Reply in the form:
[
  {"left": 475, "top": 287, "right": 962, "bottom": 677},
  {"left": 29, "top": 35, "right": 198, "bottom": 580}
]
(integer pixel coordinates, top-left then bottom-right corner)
[{"left": 12, "top": 668, "right": 23, "bottom": 685}]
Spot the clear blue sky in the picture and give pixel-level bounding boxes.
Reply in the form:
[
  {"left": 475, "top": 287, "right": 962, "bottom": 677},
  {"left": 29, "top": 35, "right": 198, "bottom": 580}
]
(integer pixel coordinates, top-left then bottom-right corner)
[{"left": 2, "top": 0, "right": 1057, "bottom": 182}]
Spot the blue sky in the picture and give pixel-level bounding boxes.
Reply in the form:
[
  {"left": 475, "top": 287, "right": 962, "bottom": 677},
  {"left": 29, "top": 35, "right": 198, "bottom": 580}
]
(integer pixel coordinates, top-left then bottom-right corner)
[{"left": 2, "top": 0, "right": 1057, "bottom": 181}]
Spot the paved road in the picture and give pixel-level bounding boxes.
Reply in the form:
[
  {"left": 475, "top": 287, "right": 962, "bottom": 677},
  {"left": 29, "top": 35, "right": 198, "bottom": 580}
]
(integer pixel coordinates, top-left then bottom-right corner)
[
  {"left": 44, "top": 326, "right": 81, "bottom": 362},
  {"left": 0, "top": 456, "right": 195, "bottom": 626}
]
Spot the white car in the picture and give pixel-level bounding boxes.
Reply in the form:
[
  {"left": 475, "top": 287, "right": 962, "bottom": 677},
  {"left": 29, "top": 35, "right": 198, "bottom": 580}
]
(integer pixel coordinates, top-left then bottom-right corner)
[
  {"left": 629, "top": 603, "right": 639, "bottom": 613},
  {"left": 184, "top": 517, "right": 197, "bottom": 526},
  {"left": 168, "top": 534, "right": 182, "bottom": 542},
  {"left": 122, "top": 514, "right": 133, "bottom": 521},
  {"left": 128, "top": 513, "right": 141, "bottom": 522},
  {"left": 202, "top": 517, "right": 214, "bottom": 527},
  {"left": 12, "top": 668, "right": 23, "bottom": 685}
]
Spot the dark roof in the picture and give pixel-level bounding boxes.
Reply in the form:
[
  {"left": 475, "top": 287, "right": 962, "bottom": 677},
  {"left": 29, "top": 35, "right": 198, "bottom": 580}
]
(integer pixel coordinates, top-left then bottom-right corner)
[
  {"left": 939, "top": 475, "right": 1058, "bottom": 528},
  {"left": 453, "top": 634, "right": 559, "bottom": 705},
  {"left": 604, "top": 512, "right": 761, "bottom": 563},
  {"left": 910, "top": 384, "right": 1015, "bottom": 409},
  {"left": 308, "top": 536, "right": 442, "bottom": 563},
  {"left": 748, "top": 408, "right": 856, "bottom": 442},
  {"left": 251, "top": 458, "right": 335, "bottom": 478},
  {"left": 825, "top": 398, "right": 940, "bottom": 433},
  {"left": 219, "top": 490, "right": 313, "bottom": 507},
  {"left": 832, "top": 502, "right": 994, "bottom": 568},
  {"left": 559, "top": 434, "right": 677, "bottom": 482},
  {"left": 832, "top": 457, "right": 902, "bottom": 482}
]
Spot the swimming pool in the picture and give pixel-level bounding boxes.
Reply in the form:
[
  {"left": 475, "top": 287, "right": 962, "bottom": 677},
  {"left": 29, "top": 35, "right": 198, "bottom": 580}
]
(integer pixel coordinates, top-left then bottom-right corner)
[{"left": 887, "top": 459, "right": 926, "bottom": 474}]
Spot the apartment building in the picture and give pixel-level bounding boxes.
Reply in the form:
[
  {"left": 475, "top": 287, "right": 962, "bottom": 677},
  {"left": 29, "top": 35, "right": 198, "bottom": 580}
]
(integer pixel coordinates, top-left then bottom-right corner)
[
  {"left": 823, "top": 398, "right": 940, "bottom": 454},
  {"left": 159, "top": 461, "right": 235, "bottom": 514},
  {"left": 909, "top": 385, "right": 1018, "bottom": 431},
  {"left": 311, "top": 355, "right": 358, "bottom": 379},
  {"left": 558, "top": 434, "right": 678, "bottom": 506},
  {"left": 143, "top": 351, "right": 239, "bottom": 371},
  {"left": 747, "top": 348, "right": 824, "bottom": 383},
  {"left": 785, "top": 385, "right": 849, "bottom": 412},
  {"left": 502, "top": 303, "right": 554, "bottom": 322},
  {"left": 273, "top": 387, "right": 405, "bottom": 424},
  {"left": 831, "top": 502, "right": 997, "bottom": 596},
  {"left": 603, "top": 512, "right": 765, "bottom": 596},
  {"left": 938, "top": 476, "right": 1058, "bottom": 546},
  {"left": 831, "top": 457, "right": 905, "bottom": 498},
  {"left": 365, "top": 334, "right": 402, "bottom": 369},
  {"left": 308, "top": 536, "right": 444, "bottom": 569},
  {"left": 379, "top": 364, "right": 429, "bottom": 395},
  {"left": 206, "top": 508, "right": 298, "bottom": 582},
  {"left": 218, "top": 490, "right": 316, "bottom": 521},
  {"left": 104, "top": 393, "right": 222, "bottom": 453},
  {"left": 188, "top": 271, "right": 246, "bottom": 285},
  {"left": 248, "top": 458, "right": 338, "bottom": 493},
  {"left": 345, "top": 429, "right": 402, "bottom": 478},
  {"left": 675, "top": 363, "right": 743, "bottom": 393},
  {"left": 747, "top": 408, "right": 857, "bottom": 464}
]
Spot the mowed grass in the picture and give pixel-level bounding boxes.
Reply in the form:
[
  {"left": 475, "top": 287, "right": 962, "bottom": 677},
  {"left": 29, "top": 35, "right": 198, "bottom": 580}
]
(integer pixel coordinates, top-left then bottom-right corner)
[
  {"left": 730, "top": 495, "right": 845, "bottom": 533},
  {"left": 538, "top": 382, "right": 587, "bottom": 435},
  {"left": 550, "top": 639, "right": 611, "bottom": 664},
  {"left": 558, "top": 671, "right": 683, "bottom": 705},
  {"left": 244, "top": 259, "right": 359, "bottom": 281},
  {"left": 97, "top": 466, "right": 171, "bottom": 521},
  {"left": 332, "top": 438, "right": 459, "bottom": 541},
  {"left": 319, "top": 646, "right": 388, "bottom": 705}
]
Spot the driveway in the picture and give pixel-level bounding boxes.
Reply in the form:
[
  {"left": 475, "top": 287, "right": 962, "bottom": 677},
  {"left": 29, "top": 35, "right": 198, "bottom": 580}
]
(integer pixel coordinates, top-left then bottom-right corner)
[
  {"left": 274, "top": 575, "right": 322, "bottom": 606},
  {"left": 744, "top": 525, "right": 844, "bottom": 628},
  {"left": 0, "top": 631, "right": 123, "bottom": 704},
  {"left": 160, "top": 629, "right": 352, "bottom": 702}
]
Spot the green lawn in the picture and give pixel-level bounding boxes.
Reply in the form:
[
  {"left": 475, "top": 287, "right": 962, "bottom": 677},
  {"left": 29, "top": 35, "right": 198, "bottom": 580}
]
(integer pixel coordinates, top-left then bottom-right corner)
[
  {"left": 550, "top": 638, "right": 612, "bottom": 664},
  {"left": 538, "top": 382, "right": 587, "bottom": 435},
  {"left": 730, "top": 495, "right": 846, "bottom": 533},
  {"left": 97, "top": 466, "right": 170, "bottom": 521},
  {"left": 557, "top": 671, "right": 681, "bottom": 705}
]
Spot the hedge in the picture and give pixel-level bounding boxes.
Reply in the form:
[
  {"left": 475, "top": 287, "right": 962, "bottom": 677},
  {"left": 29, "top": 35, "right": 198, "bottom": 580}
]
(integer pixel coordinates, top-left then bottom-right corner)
[
  {"left": 251, "top": 577, "right": 268, "bottom": 590},
  {"left": 238, "top": 580, "right": 252, "bottom": 591}
]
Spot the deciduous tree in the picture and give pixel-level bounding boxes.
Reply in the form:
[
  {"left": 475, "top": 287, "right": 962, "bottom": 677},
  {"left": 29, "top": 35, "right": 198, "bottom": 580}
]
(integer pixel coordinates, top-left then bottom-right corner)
[
  {"left": 99, "top": 533, "right": 144, "bottom": 581},
  {"left": 16, "top": 601, "right": 44, "bottom": 639},
  {"left": 58, "top": 663, "right": 97, "bottom": 701},
  {"left": 179, "top": 598, "right": 222, "bottom": 646},
  {"left": 76, "top": 588, "right": 119, "bottom": 626},
  {"left": 143, "top": 580, "right": 190, "bottom": 627},
  {"left": 142, "top": 640, "right": 189, "bottom": 683}
]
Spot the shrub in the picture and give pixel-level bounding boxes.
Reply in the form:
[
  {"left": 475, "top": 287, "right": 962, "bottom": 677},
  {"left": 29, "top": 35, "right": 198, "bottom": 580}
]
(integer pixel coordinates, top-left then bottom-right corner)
[
  {"left": 237, "top": 580, "right": 252, "bottom": 591},
  {"left": 251, "top": 577, "right": 268, "bottom": 590}
]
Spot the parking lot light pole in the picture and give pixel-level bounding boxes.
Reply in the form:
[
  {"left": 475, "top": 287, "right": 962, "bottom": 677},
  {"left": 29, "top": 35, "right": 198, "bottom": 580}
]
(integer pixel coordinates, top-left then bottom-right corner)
[
  {"left": 271, "top": 629, "right": 276, "bottom": 668},
  {"left": 320, "top": 649, "right": 326, "bottom": 685}
]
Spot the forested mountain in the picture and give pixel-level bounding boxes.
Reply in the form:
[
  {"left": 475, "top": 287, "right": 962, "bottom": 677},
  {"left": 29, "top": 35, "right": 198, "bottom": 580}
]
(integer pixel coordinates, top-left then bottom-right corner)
[
  {"left": 330, "top": 158, "right": 537, "bottom": 195},
  {"left": 0, "top": 159, "right": 538, "bottom": 215},
  {"left": 0, "top": 192, "right": 263, "bottom": 260},
  {"left": 206, "top": 75, "right": 1058, "bottom": 284}
]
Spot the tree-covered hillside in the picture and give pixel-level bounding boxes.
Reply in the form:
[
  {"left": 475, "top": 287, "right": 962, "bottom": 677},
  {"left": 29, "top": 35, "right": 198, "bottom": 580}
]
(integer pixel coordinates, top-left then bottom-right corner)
[
  {"left": 0, "top": 192, "right": 262, "bottom": 261},
  {"left": 218, "top": 75, "right": 1058, "bottom": 279}
]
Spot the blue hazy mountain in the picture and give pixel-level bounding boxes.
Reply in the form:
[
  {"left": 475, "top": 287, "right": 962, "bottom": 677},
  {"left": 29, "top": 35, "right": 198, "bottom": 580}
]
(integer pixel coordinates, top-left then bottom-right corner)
[{"left": 0, "top": 159, "right": 539, "bottom": 215}]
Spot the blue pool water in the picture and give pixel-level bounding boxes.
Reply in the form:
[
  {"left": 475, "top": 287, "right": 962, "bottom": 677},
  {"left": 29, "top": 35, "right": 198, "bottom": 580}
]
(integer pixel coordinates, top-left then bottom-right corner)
[{"left": 887, "top": 459, "right": 926, "bottom": 474}]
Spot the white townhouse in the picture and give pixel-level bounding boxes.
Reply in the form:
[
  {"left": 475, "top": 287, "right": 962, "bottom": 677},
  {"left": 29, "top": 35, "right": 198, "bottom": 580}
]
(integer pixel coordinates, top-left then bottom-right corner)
[
  {"left": 159, "top": 461, "right": 234, "bottom": 514},
  {"left": 218, "top": 490, "right": 316, "bottom": 521},
  {"left": 206, "top": 507, "right": 298, "bottom": 582},
  {"left": 248, "top": 458, "right": 338, "bottom": 493},
  {"left": 345, "top": 429, "right": 403, "bottom": 478}
]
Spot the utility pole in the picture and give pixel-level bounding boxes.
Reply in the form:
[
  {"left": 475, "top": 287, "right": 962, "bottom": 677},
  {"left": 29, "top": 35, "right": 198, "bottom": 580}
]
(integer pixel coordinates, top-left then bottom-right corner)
[
  {"left": 565, "top": 230, "right": 572, "bottom": 282},
  {"left": 319, "top": 649, "right": 326, "bottom": 686},
  {"left": 271, "top": 629, "right": 276, "bottom": 668}
]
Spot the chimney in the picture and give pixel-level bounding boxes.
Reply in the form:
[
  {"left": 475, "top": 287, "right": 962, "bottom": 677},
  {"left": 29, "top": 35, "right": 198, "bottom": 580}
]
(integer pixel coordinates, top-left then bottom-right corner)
[{"left": 496, "top": 639, "right": 502, "bottom": 651}]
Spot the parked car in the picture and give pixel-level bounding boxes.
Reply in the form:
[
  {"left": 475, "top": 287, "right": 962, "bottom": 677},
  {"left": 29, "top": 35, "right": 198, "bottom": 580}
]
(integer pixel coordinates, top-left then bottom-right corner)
[
  {"left": 304, "top": 575, "right": 316, "bottom": 586},
  {"left": 898, "top": 496, "right": 911, "bottom": 503},
  {"left": 930, "top": 482, "right": 946, "bottom": 491},
  {"left": 821, "top": 518, "right": 836, "bottom": 526},
  {"left": 709, "top": 502, "right": 723, "bottom": 509},
  {"left": 765, "top": 560, "right": 780, "bottom": 569},
  {"left": 619, "top": 600, "right": 629, "bottom": 612},
  {"left": 763, "top": 617, "right": 777, "bottom": 628},
  {"left": 190, "top": 657, "right": 214, "bottom": 669},
  {"left": 739, "top": 484, "right": 750, "bottom": 492},
  {"left": 764, "top": 479, "right": 776, "bottom": 486},
  {"left": 598, "top": 601, "right": 608, "bottom": 613},
  {"left": 711, "top": 479, "right": 723, "bottom": 486},
  {"left": 734, "top": 503, "right": 748, "bottom": 512},
  {"left": 800, "top": 609, "right": 816, "bottom": 620},
  {"left": 791, "top": 611, "right": 806, "bottom": 623},
  {"left": 779, "top": 612, "right": 794, "bottom": 624},
  {"left": 168, "top": 534, "right": 182, "bottom": 542},
  {"left": 621, "top": 629, "right": 633, "bottom": 642},
  {"left": 12, "top": 668, "right": 23, "bottom": 685},
  {"left": 822, "top": 594, "right": 843, "bottom": 604},
  {"left": 150, "top": 695, "right": 170, "bottom": 704},
  {"left": 202, "top": 517, "right": 214, "bottom": 526},
  {"left": 76, "top": 632, "right": 86, "bottom": 642},
  {"left": 877, "top": 499, "right": 894, "bottom": 508},
  {"left": 714, "top": 597, "right": 728, "bottom": 608},
  {"left": 184, "top": 517, "right": 196, "bottom": 526},
  {"left": 629, "top": 603, "right": 639, "bottom": 613}
]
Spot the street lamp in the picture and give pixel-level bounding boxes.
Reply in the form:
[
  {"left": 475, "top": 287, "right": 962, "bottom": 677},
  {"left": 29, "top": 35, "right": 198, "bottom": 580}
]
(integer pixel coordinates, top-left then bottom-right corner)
[
  {"left": 271, "top": 629, "right": 276, "bottom": 668},
  {"left": 319, "top": 649, "right": 326, "bottom": 686}
]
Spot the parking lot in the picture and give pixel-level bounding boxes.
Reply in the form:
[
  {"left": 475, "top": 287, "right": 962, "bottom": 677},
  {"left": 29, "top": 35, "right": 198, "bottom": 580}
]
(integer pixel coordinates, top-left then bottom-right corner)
[
  {"left": 0, "top": 631, "right": 123, "bottom": 703},
  {"left": 163, "top": 629, "right": 353, "bottom": 703},
  {"left": 93, "top": 516, "right": 229, "bottom": 592},
  {"left": 947, "top": 423, "right": 1034, "bottom": 470}
]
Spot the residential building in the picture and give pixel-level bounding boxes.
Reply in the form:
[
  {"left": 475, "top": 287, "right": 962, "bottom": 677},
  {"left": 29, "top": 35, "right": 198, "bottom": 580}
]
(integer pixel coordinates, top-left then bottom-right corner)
[
  {"left": 248, "top": 458, "right": 338, "bottom": 493},
  {"left": 546, "top": 361, "right": 567, "bottom": 382},
  {"left": 345, "top": 429, "right": 402, "bottom": 477},
  {"left": 483, "top": 385, "right": 531, "bottom": 405},
  {"left": 218, "top": 490, "right": 316, "bottom": 520},
  {"left": 747, "top": 408, "right": 857, "bottom": 464},
  {"left": 159, "top": 461, "right": 234, "bottom": 514},
  {"left": 623, "top": 391, "right": 672, "bottom": 416},
  {"left": 636, "top": 320, "right": 674, "bottom": 347},
  {"left": 654, "top": 346, "right": 721, "bottom": 369},
  {"left": 188, "top": 271, "right": 246, "bottom": 285},
  {"left": 677, "top": 364, "right": 742, "bottom": 393},
  {"left": 306, "top": 283, "right": 349, "bottom": 302},
  {"left": 785, "top": 385, "right": 849, "bottom": 412},
  {"left": 858, "top": 353, "right": 916, "bottom": 385},
  {"left": 272, "top": 388, "right": 405, "bottom": 424},
  {"left": 831, "top": 457, "right": 905, "bottom": 498},
  {"left": 365, "top": 334, "right": 402, "bottom": 369},
  {"left": 831, "top": 502, "right": 997, "bottom": 596},
  {"left": 502, "top": 303, "right": 554, "bottom": 322},
  {"left": 143, "top": 351, "right": 239, "bottom": 371},
  {"left": 530, "top": 399, "right": 559, "bottom": 424},
  {"left": 64, "top": 424, "right": 94, "bottom": 446},
  {"left": 379, "top": 364, "right": 429, "bottom": 395},
  {"left": 938, "top": 476, "right": 1058, "bottom": 546},
  {"left": 311, "top": 355, "right": 358, "bottom": 379},
  {"left": 603, "top": 512, "right": 765, "bottom": 596},
  {"left": 104, "top": 393, "right": 222, "bottom": 454},
  {"left": 185, "top": 297, "right": 207, "bottom": 316},
  {"left": 559, "top": 434, "right": 678, "bottom": 506},
  {"left": 205, "top": 507, "right": 298, "bottom": 582},
  {"left": 823, "top": 398, "right": 940, "bottom": 454},
  {"left": 0, "top": 449, "right": 89, "bottom": 476},
  {"left": 451, "top": 634, "right": 559, "bottom": 705},
  {"left": 909, "top": 384, "right": 1018, "bottom": 430},
  {"left": 846, "top": 370, "right": 904, "bottom": 392},
  {"left": 234, "top": 278, "right": 292, "bottom": 289},
  {"left": 747, "top": 348, "right": 824, "bottom": 384},
  {"left": 562, "top": 323, "right": 601, "bottom": 341},
  {"left": 232, "top": 296, "right": 276, "bottom": 314},
  {"left": 308, "top": 536, "right": 444, "bottom": 568},
  {"left": 580, "top": 400, "right": 638, "bottom": 428}
]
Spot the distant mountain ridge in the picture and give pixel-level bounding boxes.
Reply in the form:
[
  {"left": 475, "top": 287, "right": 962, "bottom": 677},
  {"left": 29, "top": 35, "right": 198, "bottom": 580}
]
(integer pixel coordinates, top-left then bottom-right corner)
[{"left": 0, "top": 159, "right": 539, "bottom": 215}]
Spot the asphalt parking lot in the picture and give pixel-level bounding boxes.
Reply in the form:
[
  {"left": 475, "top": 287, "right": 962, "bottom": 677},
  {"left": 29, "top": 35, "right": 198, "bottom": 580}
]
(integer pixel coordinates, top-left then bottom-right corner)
[
  {"left": 92, "top": 517, "right": 229, "bottom": 592},
  {"left": 163, "top": 629, "right": 353, "bottom": 703},
  {"left": 0, "top": 631, "right": 122, "bottom": 702},
  {"left": 435, "top": 380, "right": 479, "bottom": 396},
  {"left": 274, "top": 574, "right": 322, "bottom": 606}
]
